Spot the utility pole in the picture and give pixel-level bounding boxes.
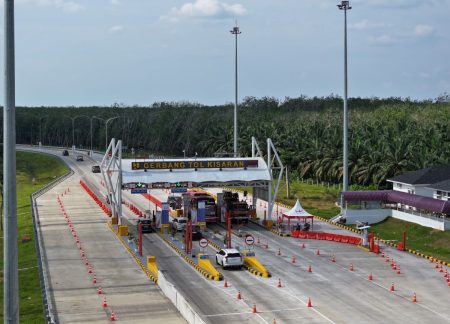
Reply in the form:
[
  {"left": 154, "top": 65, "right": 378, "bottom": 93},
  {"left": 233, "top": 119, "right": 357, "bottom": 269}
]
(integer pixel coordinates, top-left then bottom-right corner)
[
  {"left": 3, "top": 0, "right": 19, "bottom": 322},
  {"left": 338, "top": 1, "right": 351, "bottom": 193},
  {"left": 230, "top": 22, "right": 241, "bottom": 157}
]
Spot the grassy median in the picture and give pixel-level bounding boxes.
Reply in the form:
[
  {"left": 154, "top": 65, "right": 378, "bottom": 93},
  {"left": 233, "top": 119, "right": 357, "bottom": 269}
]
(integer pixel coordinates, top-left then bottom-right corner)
[{"left": 0, "top": 151, "right": 68, "bottom": 323}]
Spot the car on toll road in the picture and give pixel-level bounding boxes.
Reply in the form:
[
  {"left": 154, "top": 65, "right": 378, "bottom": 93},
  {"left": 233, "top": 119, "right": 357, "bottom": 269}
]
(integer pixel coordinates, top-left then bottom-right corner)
[{"left": 215, "top": 248, "right": 243, "bottom": 269}]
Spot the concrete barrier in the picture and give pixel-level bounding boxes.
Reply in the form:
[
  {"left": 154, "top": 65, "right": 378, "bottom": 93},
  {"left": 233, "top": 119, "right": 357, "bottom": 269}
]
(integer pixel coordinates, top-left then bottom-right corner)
[
  {"left": 197, "top": 254, "right": 221, "bottom": 281},
  {"left": 147, "top": 256, "right": 158, "bottom": 280},
  {"left": 158, "top": 271, "right": 207, "bottom": 324},
  {"left": 243, "top": 251, "right": 271, "bottom": 278}
]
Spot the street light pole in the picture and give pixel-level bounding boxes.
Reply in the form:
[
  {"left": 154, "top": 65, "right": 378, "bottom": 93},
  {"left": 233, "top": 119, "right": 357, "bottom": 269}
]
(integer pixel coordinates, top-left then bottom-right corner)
[
  {"left": 105, "top": 116, "right": 119, "bottom": 150},
  {"left": 338, "top": 1, "right": 351, "bottom": 193},
  {"left": 3, "top": 0, "right": 19, "bottom": 322},
  {"left": 230, "top": 22, "right": 241, "bottom": 157},
  {"left": 70, "top": 115, "right": 89, "bottom": 150}
]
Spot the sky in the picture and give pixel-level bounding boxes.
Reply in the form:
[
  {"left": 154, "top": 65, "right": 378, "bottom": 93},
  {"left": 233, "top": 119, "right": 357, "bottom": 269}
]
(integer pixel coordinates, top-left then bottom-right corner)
[{"left": 0, "top": 0, "right": 449, "bottom": 106}]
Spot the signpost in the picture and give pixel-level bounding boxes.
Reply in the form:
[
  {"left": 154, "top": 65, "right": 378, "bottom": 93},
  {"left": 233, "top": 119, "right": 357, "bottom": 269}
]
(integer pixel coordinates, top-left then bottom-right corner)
[
  {"left": 245, "top": 234, "right": 255, "bottom": 246},
  {"left": 131, "top": 188, "right": 147, "bottom": 194},
  {"left": 199, "top": 238, "right": 208, "bottom": 253},
  {"left": 171, "top": 188, "right": 188, "bottom": 193}
]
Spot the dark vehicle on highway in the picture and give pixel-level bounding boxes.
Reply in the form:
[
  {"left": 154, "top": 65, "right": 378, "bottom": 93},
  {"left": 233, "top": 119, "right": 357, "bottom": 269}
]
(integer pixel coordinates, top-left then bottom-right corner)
[
  {"left": 62, "top": 150, "right": 69, "bottom": 156},
  {"left": 76, "top": 155, "right": 84, "bottom": 161},
  {"left": 92, "top": 165, "right": 101, "bottom": 173},
  {"left": 137, "top": 219, "right": 153, "bottom": 233},
  {"left": 183, "top": 225, "right": 203, "bottom": 241},
  {"left": 167, "top": 196, "right": 182, "bottom": 209}
]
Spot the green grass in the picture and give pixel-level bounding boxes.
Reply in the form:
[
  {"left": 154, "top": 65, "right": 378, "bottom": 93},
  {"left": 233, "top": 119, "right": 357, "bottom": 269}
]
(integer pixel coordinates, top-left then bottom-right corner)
[
  {"left": 370, "top": 217, "right": 450, "bottom": 263},
  {"left": 1, "top": 151, "right": 69, "bottom": 323}
]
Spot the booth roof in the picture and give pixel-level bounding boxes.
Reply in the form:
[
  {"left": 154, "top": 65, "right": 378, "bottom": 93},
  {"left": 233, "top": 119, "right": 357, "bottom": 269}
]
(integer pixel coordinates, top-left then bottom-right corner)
[
  {"left": 343, "top": 190, "right": 450, "bottom": 214},
  {"left": 121, "top": 157, "right": 271, "bottom": 184},
  {"left": 282, "top": 199, "right": 313, "bottom": 217}
]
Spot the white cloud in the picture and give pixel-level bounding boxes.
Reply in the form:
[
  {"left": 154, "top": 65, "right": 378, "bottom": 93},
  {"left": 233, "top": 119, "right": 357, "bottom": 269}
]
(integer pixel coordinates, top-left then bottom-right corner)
[
  {"left": 109, "top": 25, "right": 123, "bottom": 33},
  {"left": 349, "top": 19, "right": 389, "bottom": 30},
  {"left": 414, "top": 24, "right": 434, "bottom": 37},
  {"left": 15, "top": 0, "right": 83, "bottom": 13},
  {"left": 162, "top": 0, "right": 246, "bottom": 21},
  {"left": 368, "top": 34, "right": 396, "bottom": 46},
  {"left": 354, "top": 0, "right": 439, "bottom": 8}
]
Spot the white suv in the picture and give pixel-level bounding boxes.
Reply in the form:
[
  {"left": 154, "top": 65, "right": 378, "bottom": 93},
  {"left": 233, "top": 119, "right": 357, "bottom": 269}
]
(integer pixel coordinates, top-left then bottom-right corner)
[
  {"left": 172, "top": 217, "right": 187, "bottom": 231},
  {"left": 215, "top": 249, "right": 243, "bottom": 269}
]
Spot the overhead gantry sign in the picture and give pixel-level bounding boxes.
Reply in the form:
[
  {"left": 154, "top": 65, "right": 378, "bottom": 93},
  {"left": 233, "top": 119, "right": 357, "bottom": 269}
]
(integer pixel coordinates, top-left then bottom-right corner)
[{"left": 131, "top": 159, "right": 259, "bottom": 170}]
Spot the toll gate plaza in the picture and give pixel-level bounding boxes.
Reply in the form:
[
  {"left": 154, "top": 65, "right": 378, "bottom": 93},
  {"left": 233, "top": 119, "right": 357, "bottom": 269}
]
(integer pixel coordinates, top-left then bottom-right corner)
[{"left": 24, "top": 144, "right": 450, "bottom": 324}]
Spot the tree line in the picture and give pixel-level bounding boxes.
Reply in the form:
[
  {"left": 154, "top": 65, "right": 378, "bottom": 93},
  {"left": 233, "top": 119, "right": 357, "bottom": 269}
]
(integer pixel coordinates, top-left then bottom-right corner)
[{"left": 2, "top": 95, "right": 449, "bottom": 188}]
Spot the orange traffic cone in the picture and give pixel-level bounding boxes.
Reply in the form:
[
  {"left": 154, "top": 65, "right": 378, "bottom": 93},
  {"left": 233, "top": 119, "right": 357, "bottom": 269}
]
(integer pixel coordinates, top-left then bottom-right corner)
[
  {"left": 110, "top": 311, "right": 116, "bottom": 321},
  {"left": 412, "top": 293, "right": 417, "bottom": 303},
  {"left": 98, "top": 287, "right": 103, "bottom": 295},
  {"left": 444, "top": 270, "right": 448, "bottom": 278},
  {"left": 390, "top": 282, "right": 395, "bottom": 292},
  {"left": 224, "top": 280, "right": 228, "bottom": 288},
  {"left": 237, "top": 291, "right": 241, "bottom": 300},
  {"left": 93, "top": 277, "right": 97, "bottom": 284},
  {"left": 277, "top": 278, "right": 282, "bottom": 288},
  {"left": 368, "top": 273, "right": 373, "bottom": 281},
  {"left": 291, "top": 256, "right": 296, "bottom": 264},
  {"left": 277, "top": 248, "right": 281, "bottom": 256},
  {"left": 349, "top": 263, "right": 354, "bottom": 271},
  {"left": 316, "top": 249, "right": 320, "bottom": 256},
  {"left": 331, "top": 255, "right": 336, "bottom": 263},
  {"left": 439, "top": 265, "right": 444, "bottom": 273},
  {"left": 308, "top": 265, "right": 312, "bottom": 273},
  {"left": 252, "top": 304, "right": 257, "bottom": 313},
  {"left": 301, "top": 243, "right": 305, "bottom": 249},
  {"left": 102, "top": 296, "right": 108, "bottom": 308},
  {"left": 397, "top": 268, "right": 401, "bottom": 275},
  {"left": 307, "top": 297, "right": 312, "bottom": 307}
]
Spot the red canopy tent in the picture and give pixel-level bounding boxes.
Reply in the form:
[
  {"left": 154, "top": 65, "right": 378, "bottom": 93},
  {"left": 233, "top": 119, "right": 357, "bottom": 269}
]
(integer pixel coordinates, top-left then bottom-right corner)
[{"left": 281, "top": 199, "right": 314, "bottom": 230}]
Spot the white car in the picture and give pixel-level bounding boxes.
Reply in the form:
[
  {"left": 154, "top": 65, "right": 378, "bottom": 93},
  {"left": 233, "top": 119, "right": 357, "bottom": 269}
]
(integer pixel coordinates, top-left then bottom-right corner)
[
  {"left": 172, "top": 217, "right": 187, "bottom": 231},
  {"left": 215, "top": 249, "right": 243, "bottom": 269}
]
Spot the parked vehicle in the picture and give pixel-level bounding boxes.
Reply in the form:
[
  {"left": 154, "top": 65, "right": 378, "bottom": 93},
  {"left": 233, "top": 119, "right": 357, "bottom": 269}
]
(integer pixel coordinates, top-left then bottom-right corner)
[
  {"left": 76, "top": 155, "right": 84, "bottom": 161},
  {"left": 172, "top": 217, "right": 187, "bottom": 231},
  {"left": 219, "top": 191, "right": 251, "bottom": 223},
  {"left": 137, "top": 219, "right": 153, "bottom": 233},
  {"left": 62, "top": 150, "right": 69, "bottom": 156},
  {"left": 188, "top": 193, "right": 218, "bottom": 222},
  {"left": 92, "top": 165, "right": 101, "bottom": 173},
  {"left": 167, "top": 196, "right": 182, "bottom": 209},
  {"left": 215, "top": 248, "right": 243, "bottom": 269}
]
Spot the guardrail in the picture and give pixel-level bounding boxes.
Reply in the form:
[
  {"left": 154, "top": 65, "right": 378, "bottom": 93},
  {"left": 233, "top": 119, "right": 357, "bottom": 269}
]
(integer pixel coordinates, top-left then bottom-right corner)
[{"left": 30, "top": 166, "right": 74, "bottom": 324}]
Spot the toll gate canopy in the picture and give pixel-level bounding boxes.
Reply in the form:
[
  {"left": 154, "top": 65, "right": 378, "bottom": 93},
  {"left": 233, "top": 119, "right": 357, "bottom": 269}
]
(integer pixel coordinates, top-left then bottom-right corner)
[{"left": 121, "top": 157, "right": 271, "bottom": 188}]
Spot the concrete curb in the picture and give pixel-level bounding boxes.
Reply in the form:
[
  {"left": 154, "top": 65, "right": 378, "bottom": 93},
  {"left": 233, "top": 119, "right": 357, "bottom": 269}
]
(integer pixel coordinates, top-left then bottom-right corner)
[
  {"left": 244, "top": 266, "right": 271, "bottom": 278},
  {"left": 158, "top": 234, "right": 223, "bottom": 281},
  {"left": 106, "top": 222, "right": 158, "bottom": 284}
]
